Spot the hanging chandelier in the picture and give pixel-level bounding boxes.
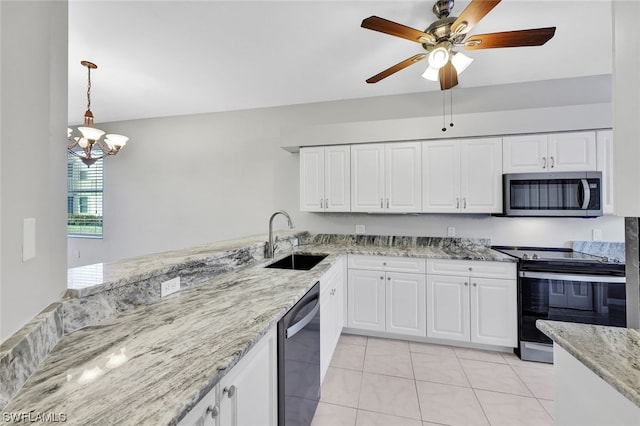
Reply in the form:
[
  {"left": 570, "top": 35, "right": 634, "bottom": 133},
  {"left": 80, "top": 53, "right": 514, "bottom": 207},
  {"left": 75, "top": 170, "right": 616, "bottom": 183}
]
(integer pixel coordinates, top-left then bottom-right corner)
[{"left": 67, "top": 60, "right": 129, "bottom": 167}]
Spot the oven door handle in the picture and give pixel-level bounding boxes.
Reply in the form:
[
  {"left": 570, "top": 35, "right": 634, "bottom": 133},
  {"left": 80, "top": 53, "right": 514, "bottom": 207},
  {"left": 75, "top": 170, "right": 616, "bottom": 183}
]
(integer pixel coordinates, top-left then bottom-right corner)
[
  {"left": 580, "top": 178, "right": 591, "bottom": 209},
  {"left": 286, "top": 297, "right": 319, "bottom": 339},
  {"left": 520, "top": 271, "right": 625, "bottom": 283}
]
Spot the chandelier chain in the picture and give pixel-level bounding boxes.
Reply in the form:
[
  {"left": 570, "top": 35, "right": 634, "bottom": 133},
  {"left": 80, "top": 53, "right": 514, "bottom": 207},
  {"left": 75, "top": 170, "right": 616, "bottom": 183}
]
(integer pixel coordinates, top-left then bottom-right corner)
[{"left": 86, "top": 66, "right": 92, "bottom": 111}]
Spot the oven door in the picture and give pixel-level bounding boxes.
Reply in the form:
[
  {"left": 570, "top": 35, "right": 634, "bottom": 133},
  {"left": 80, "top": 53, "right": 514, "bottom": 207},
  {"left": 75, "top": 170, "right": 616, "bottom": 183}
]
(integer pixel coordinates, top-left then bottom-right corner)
[{"left": 519, "top": 271, "right": 626, "bottom": 344}]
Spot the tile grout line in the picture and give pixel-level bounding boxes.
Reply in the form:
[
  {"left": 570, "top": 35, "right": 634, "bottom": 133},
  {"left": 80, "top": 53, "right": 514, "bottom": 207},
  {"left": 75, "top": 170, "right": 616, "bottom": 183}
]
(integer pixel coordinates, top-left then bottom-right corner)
[{"left": 455, "top": 350, "right": 493, "bottom": 426}]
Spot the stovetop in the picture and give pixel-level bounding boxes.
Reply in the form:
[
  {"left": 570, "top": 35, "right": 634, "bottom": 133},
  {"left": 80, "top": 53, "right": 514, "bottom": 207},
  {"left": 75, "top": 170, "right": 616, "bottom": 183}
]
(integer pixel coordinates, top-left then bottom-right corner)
[
  {"left": 492, "top": 246, "right": 626, "bottom": 275},
  {"left": 496, "top": 248, "right": 623, "bottom": 264}
]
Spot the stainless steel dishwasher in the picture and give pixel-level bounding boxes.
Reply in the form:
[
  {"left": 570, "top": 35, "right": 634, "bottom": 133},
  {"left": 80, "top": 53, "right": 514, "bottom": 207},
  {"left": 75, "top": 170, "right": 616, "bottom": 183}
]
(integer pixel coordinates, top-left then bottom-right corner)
[{"left": 277, "top": 282, "right": 320, "bottom": 426}]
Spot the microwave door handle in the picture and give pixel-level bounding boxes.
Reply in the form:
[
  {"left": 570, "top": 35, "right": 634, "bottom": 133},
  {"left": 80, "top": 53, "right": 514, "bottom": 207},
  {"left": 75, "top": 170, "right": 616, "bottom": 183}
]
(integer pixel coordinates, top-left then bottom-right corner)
[{"left": 580, "top": 179, "right": 591, "bottom": 209}]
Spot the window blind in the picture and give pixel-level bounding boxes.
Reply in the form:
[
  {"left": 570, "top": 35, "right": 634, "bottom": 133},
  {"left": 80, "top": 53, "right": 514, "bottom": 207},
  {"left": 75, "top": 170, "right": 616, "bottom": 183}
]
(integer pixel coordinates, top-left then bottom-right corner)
[{"left": 67, "top": 153, "right": 103, "bottom": 238}]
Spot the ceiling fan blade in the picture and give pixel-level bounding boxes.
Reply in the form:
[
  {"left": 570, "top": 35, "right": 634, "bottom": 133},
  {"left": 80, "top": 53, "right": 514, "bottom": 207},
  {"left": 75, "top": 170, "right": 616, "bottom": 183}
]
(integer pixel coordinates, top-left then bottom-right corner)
[
  {"left": 366, "top": 53, "right": 427, "bottom": 84},
  {"left": 451, "top": 0, "right": 501, "bottom": 35},
  {"left": 464, "top": 27, "right": 556, "bottom": 50},
  {"left": 438, "top": 60, "right": 459, "bottom": 90},
  {"left": 361, "top": 16, "right": 435, "bottom": 44}
]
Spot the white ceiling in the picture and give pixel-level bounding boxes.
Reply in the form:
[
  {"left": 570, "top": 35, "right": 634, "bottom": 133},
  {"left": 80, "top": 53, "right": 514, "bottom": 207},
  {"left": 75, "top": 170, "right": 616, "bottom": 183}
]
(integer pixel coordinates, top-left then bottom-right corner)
[{"left": 68, "top": 0, "right": 613, "bottom": 124}]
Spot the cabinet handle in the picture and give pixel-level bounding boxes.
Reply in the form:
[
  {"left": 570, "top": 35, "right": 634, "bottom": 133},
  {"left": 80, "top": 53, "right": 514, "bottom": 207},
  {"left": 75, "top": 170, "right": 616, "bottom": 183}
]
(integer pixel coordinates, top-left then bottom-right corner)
[
  {"left": 464, "top": 282, "right": 468, "bottom": 286},
  {"left": 325, "top": 198, "right": 328, "bottom": 207},
  {"left": 473, "top": 282, "right": 477, "bottom": 287},
  {"left": 463, "top": 198, "right": 467, "bottom": 209},
  {"left": 380, "top": 276, "right": 384, "bottom": 280},
  {"left": 550, "top": 156, "right": 555, "bottom": 168},
  {"left": 387, "top": 277, "right": 391, "bottom": 280},
  {"left": 382, "top": 262, "right": 387, "bottom": 266},
  {"left": 380, "top": 198, "right": 384, "bottom": 208},
  {"left": 224, "top": 385, "right": 236, "bottom": 398},
  {"left": 542, "top": 156, "right": 547, "bottom": 169},
  {"left": 320, "top": 199, "right": 323, "bottom": 209},
  {"left": 468, "top": 267, "right": 472, "bottom": 271},
  {"left": 386, "top": 198, "right": 389, "bottom": 208},
  {"left": 456, "top": 198, "right": 460, "bottom": 209},
  {"left": 206, "top": 404, "right": 219, "bottom": 419}
]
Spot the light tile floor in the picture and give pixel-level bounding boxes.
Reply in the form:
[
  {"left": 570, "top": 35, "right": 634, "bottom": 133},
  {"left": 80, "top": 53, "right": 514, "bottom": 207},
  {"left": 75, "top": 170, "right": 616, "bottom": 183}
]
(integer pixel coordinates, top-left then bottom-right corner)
[{"left": 312, "top": 334, "right": 554, "bottom": 426}]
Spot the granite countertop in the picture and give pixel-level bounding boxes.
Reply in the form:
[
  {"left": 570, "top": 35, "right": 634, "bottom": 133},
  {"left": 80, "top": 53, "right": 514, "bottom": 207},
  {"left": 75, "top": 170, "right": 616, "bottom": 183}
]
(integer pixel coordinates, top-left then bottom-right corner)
[
  {"left": 537, "top": 320, "right": 640, "bottom": 408},
  {"left": 2, "top": 233, "right": 514, "bottom": 425}
]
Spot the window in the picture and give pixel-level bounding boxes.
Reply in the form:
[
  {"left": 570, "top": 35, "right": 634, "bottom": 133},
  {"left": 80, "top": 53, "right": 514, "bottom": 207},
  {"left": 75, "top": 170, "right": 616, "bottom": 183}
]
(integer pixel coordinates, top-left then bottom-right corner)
[{"left": 67, "top": 153, "right": 103, "bottom": 238}]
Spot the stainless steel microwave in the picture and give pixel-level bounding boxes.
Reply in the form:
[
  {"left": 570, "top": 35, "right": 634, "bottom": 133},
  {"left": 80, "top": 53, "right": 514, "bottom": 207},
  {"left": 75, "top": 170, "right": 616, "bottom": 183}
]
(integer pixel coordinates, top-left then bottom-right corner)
[{"left": 503, "top": 171, "right": 603, "bottom": 217}]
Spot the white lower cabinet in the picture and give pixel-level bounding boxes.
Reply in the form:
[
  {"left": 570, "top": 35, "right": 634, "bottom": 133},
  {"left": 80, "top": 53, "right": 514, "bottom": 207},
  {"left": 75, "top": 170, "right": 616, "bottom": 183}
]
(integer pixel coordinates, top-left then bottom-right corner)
[
  {"left": 426, "top": 260, "right": 517, "bottom": 347},
  {"left": 320, "top": 256, "right": 345, "bottom": 382},
  {"left": 178, "top": 327, "right": 277, "bottom": 426},
  {"left": 347, "top": 255, "right": 426, "bottom": 336},
  {"left": 347, "top": 269, "right": 386, "bottom": 332},
  {"left": 426, "top": 274, "right": 470, "bottom": 342}
]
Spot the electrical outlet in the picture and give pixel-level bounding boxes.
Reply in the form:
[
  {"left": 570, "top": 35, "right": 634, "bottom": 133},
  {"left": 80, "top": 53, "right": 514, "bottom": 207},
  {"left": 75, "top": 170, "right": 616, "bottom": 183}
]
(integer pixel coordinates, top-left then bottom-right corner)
[
  {"left": 447, "top": 227, "right": 456, "bottom": 237},
  {"left": 355, "top": 225, "right": 366, "bottom": 235},
  {"left": 592, "top": 229, "right": 603, "bottom": 241},
  {"left": 161, "top": 277, "right": 181, "bottom": 297}
]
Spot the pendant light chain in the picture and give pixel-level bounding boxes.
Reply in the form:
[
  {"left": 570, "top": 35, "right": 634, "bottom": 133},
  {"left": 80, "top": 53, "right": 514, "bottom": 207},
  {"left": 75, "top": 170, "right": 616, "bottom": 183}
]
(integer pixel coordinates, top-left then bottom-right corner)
[{"left": 86, "top": 66, "right": 92, "bottom": 112}]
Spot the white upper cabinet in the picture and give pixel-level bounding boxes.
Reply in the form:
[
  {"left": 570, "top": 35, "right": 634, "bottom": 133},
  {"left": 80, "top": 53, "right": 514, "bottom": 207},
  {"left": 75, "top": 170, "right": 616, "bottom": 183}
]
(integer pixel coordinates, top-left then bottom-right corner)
[
  {"left": 351, "top": 142, "right": 421, "bottom": 213},
  {"left": 423, "top": 138, "right": 502, "bottom": 213},
  {"left": 300, "top": 145, "right": 350, "bottom": 212},
  {"left": 422, "top": 140, "right": 460, "bottom": 213},
  {"left": 351, "top": 144, "right": 385, "bottom": 212},
  {"left": 460, "top": 139, "right": 503, "bottom": 213},
  {"left": 385, "top": 143, "right": 422, "bottom": 212},
  {"left": 596, "top": 130, "right": 615, "bottom": 214},
  {"left": 503, "top": 132, "right": 597, "bottom": 173}
]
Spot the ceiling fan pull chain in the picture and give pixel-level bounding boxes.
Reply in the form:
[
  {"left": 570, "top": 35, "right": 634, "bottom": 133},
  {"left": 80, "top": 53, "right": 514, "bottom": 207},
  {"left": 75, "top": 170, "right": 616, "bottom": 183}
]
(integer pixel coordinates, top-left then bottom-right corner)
[
  {"left": 449, "top": 85, "right": 454, "bottom": 128},
  {"left": 441, "top": 91, "right": 446, "bottom": 132}
]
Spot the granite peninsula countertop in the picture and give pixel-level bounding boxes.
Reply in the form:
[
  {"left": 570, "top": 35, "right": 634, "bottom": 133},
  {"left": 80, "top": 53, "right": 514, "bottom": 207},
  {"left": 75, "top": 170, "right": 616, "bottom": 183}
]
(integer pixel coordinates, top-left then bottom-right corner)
[
  {"left": 2, "top": 233, "right": 515, "bottom": 425},
  {"left": 537, "top": 320, "right": 640, "bottom": 408}
]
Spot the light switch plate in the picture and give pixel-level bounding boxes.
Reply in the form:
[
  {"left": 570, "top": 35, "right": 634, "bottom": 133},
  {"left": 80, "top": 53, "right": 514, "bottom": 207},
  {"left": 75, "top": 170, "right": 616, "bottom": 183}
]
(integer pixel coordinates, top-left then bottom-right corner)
[
  {"left": 355, "top": 225, "right": 366, "bottom": 235},
  {"left": 592, "top": 229, "right": 603, "bottom": 241},
  {"left": 23, "top": 218, "right": 36, "bottom": 262},
  {"left": 447, "top": 227, "right": 456, "bottom": 237}
]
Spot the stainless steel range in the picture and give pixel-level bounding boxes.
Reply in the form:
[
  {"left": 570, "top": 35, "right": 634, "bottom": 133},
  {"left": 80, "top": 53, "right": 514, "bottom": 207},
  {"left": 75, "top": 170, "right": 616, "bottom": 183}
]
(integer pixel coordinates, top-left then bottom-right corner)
[{"left": 493, "top": 247, "right": 626, "bottom": 363}]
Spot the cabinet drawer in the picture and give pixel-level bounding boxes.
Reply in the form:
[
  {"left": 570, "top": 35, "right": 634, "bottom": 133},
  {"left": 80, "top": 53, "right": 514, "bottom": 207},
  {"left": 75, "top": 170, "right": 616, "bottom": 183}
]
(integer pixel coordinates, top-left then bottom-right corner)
[
  {"left": 427, "top": 259, "right": 516, "bottom": 279},
  {"left": 348, "top": 254, "right": 426, "bottom": 273}
]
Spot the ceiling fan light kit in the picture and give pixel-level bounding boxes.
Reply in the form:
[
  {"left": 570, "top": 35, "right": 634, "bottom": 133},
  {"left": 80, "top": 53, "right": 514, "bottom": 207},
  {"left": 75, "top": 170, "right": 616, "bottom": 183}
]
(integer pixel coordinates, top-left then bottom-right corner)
[
  {"left": 361, "top": 0, "right": 556, "bottom": 90},
  {"left": 67, "top": 60, "right": 129, "bottom": 167}
]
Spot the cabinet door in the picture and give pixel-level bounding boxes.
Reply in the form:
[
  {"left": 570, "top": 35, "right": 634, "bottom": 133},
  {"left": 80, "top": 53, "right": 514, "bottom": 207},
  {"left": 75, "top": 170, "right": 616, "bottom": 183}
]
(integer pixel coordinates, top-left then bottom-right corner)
[
  {"left": 385, "top": 272, "right": 426, "bottom": 336},
  {"left": 385, "top": 142, "right": 422, "bottom": 212},
  {"left": 422, "top": 140, "right": 460, "bottom": 213},
  {"left": 351, "top": 144, "right": 385, "bottom": 212},
  {"left": 426, "top": 275, "right": 469, "bottom": 342},
  {"left": 299, "top": 147, "right": 324, "bottom": 212},
  {"left": 548, "top": 132, "right": 597, "bottom": 172},
  {"left": 218, "top": 328, "right": 277, "bottom": 426},
  {"left": 347, "top": 269, "right": 385, "bottom": 331},
  {"left": 324, "top": 145, "right": 351, "bottom": 212},
  {"left": 470, "top": 278, "right": 517, "bottom": 347},
  {"left": 460, "top": 138, "right": 502, "bottom": 213},
  {"left": 597, "top": 130, "right": 614, "bottom": 214},
  {"left": 320, "top": 258, "right": 345, "bottom": 382},
  {"left": 503, "top": 135, "right": 547, "bottom": 173}
]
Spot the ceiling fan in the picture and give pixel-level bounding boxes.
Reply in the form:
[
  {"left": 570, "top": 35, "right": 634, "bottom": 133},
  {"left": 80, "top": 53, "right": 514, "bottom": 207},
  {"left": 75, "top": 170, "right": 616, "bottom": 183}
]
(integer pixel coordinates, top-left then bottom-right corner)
[{"left": 361, "top": 0, "right": 556, "bottom": 90}]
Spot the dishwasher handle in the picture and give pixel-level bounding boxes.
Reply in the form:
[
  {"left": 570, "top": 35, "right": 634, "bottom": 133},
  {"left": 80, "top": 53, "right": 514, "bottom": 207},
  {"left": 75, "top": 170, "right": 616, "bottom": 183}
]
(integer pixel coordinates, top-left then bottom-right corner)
[{"left": 286, "top": 297, "right": 319, "bottom": 339}]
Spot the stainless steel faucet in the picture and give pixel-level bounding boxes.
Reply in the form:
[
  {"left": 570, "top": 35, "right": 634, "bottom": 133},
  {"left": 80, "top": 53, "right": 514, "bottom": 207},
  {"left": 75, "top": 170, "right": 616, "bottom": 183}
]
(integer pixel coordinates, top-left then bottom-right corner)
[{"left": 266, "top": 210, "right": 294, "bottom": 258}]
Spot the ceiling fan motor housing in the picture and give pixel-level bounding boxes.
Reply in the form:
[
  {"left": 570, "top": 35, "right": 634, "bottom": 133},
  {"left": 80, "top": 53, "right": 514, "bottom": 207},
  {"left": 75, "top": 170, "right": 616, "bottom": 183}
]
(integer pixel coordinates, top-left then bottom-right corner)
[{"left": 432, "top": 0, "right": 455, "bottom": 18}]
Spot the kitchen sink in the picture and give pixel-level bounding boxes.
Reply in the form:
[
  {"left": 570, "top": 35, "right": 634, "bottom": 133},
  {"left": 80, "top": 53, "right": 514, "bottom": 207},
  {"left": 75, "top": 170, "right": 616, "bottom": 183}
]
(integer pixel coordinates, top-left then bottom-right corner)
[{"left": 265, "top": 253, "right": 328, "bottom": 271}]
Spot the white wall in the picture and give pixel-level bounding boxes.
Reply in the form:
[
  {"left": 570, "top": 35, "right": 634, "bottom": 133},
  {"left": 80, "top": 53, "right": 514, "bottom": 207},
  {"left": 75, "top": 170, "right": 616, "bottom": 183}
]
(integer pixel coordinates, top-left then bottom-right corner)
[
  {"left": 0, "top": 1, "right": 68, "bottom": 342},
  {"left": 68, "top": 95, "right": 624, "bottom": 268}
]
